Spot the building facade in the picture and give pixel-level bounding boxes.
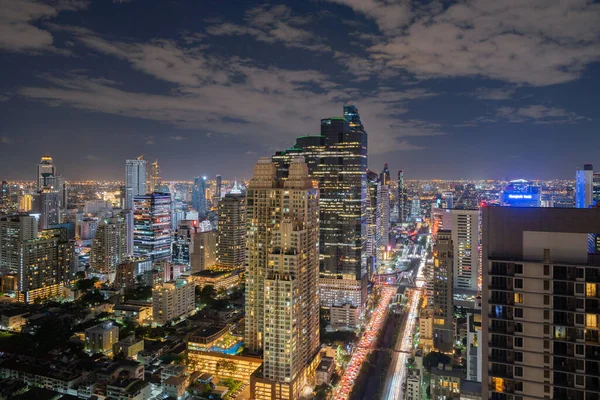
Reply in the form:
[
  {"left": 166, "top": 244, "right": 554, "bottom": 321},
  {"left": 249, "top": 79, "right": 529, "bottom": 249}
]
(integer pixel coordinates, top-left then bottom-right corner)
[
  {"left": 433, "top": 230, "right": 454, "bottom": 354},
  {"left": 133, "top": 192, "right": 172, "bottom": 262},
  {"left": 90, "top": 215, "right": 128, "bottom": 274},
  {"left": 452, "top": 209, "right": 480, "bottom": 292},
  {"left": 192, "top": 176, "right": 208, "bottom": 219},
  {"left": 152, "top": 277, "right": 195, "bottom": 325},
  {"left": 575, "top": 163, "right": 594, "bottom": 209},
  {"left": 0, "top": 214, "right": 38, "bottom": 275},
  {"left": 216, "top": 193, "right": 246, "bottom": 269},
  {"left": 125, "top": 156, "right": 147, "bottom": 211}
]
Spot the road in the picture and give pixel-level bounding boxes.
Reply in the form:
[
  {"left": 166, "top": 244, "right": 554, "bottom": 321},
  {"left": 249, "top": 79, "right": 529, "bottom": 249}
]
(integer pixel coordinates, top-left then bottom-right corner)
[
  {"left": 382, "top": 237, "right": 428, "bottom": 400},
  {"left": 333, "top": 286, "right": 396, "bottom": 400}
]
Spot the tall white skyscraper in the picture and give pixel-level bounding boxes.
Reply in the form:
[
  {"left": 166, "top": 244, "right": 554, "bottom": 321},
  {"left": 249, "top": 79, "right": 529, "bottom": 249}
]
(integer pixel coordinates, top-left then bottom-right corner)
[
  {"left": 125, "top": 156, "right": 147, "bottom": 210},
  {"left": 451, "top": 209, "right": 480, "bottom": 292},
  {"left": 378, "top": 180, "right": 390, "bottom": 259},
  {"left": 246, "top": 158, "right": 320, "bottom": 399}
]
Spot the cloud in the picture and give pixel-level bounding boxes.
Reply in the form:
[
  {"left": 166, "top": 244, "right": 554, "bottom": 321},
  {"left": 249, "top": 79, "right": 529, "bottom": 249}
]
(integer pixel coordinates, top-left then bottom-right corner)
[
  {"left": 206, "top": 5, "right": 331, "bottom": 52},
  {"left": 1, "top": 137, "right": 14, "bottom": 144},
  {"left": 206, "top": 132, "right": 214, "bottom": 138},
  {"left": 0, "top": 0, "right": 88, "bottom": 52},
  {"left": 495, "top": 105, "right": 588, "bottom": 124},
  {"left": 85, "top": 154, "right": 99, "bottom": 160},
  {"left": 326, "top": 0, "right": 412, "bottom": 33},
  {"left": 471, "top": 87, "right": 516, "bottom": 100},
  {"left": 169, "top": 135, "right": 186, "bottom": 141},
  {"left": 0, "top": 93, "right": 10, "bottom": 101},
  {"left": 337, "top": 0, "right": 600, "bottom": 86},
  {"left": 145, "top": 136, "right": 155, "bottom": 145}
]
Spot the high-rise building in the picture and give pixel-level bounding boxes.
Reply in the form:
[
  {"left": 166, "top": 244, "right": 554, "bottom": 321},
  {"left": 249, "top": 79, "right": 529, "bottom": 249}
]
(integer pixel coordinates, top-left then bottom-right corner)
[
  {"left": 482, "top": 206, "right": 600, "bottom": 400},
  {"left": 398, "top": 170, "right": 409, "bottom": 223},
  {"left": 272, "top": 105, "right": 368, "bottom": 309},
  {"left": 593, "top": 172, "right": 600, "bottom": 207},
  {"left": 246, "top": 158, "right": 320, "bottom": 400},
  {"left": 411, "top": 195, "right": 421, "bottom": 221},
  {"left": 36, "top": 156, "right": 55, "bottom": 190},
  {"left": 216, "top": 193, "right": 246, "bottom": 269},
  {"left": 125, "top": 156, "right": 147, "bottom": 210},
  {"left": 152, "top": 277, "right": 195, "bottom": 325},
  {"left": 0, "top": 214, "right": 38, "bottom": 275},
  {"left": 55, "top": 174, "right": 67, "bottom": 209},
  {"left": 467, "top": 311, "right": 482, "bottom": 383},
  {"left": 380, "top": 162, "right": 391, "bottom": 185},
  {"left": 18, "top": 194, "right": 33, "bottom": 212},
  {"left": 172, "top": 220, "right": 195, "bottom": 268},
  {"left": 366, "top": 170, "right": 381, "bottom": 275},
  {"left": 575, "top": 163, "right": 594, "bottom": 209},
  {"left": 191, "top": 230, "right": 216, "bottom": 273},
  {"left": 432, "top": 230, "right": 454, "bottom": 354},
  {"left": 16, "top": 228, "right": 74, "bottom": 303},
  {"left": 33, "top": 189, "right": 60, "bottom": 229},
  {"left": 148, "top": 159, "right": 161, "bottom": 193},
  {"left": 1, "top": 180, "right": 10, "bottom": 209},
  {"left": 90, "top": 215, "right": 128, "bottom": 274},
  {"left": 216, "top": 175, "right": 222, "bottom": 199},
  {"left": 133, "top": 192, "right": 172, "bottom": 262},
  {"left": 378, "top": 179, "right": 390, "bottom": 260},
  {"left": 451, "top": 209, "right": 480, "bottom": 292},
  {"left": 192, "top": 176, "right": 208, "bottom": 219}
]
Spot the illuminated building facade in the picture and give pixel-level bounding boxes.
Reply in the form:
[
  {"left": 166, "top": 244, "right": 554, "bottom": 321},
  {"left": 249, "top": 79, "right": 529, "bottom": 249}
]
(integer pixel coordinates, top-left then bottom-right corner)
[
  {"left": 272, "top": 105, "right": 368, "bottom": 309},
  {"left": 432, "top": 230, "right": 454, "bottom": 353},
  {"left": 366, "top": 170, "right": 381, "bottom": 274},
  {"left": 85, "top": 322, "right": 119, "bottom": 354},
  {"left": 245, "top": 158, "right": 320, "bottom": 399},
  {"left": 133, "top": 192, "right": 172, "bottom": 262},
  {"left": 36, "top": 155, "right": 55, "bottom": 190},
  {"left": 147, "top": 159, "right": 161, "bottom": 193},
  {"left": 0, "top": 214, "right": 38, "bottom": 275},
  {"left": 216, "top": 193, "right": 246, "bottom": 269},
  {"left": 16, "top": 228, "right": 74, "bottom": 303},
  {"left": 125, "top": 156, "right": 147, "bottom": 210},
  {"left": 398, "top": 170, "right": 408, "bottom": 223},
  {"left": 500, "top": 179, "right": 541, "bottom": 207},
  {"left": 192, "top": 176, "right": 208, "bottom": 219},
  {"left": 172, "top": 219, "right": 195, "bottom": 268},
  {"left": 378, "top": 179, "right": 390, "bottom": 261},
  {"left": 575, "top": 163, "right": 594, "bottom": 208},
  {"left": 482, "top": 207, "right": 600, "bottom": 400},
  {"left": 451, "top": 209, "right": 480, "bottom": 292},
  {"left": 33, "top": 189, "right": 60, "bottom": 229},
  {"left": 152, "top": 277, "right": 195, "bottom": 325},
  {"left": 191, "top": 230, "right": 216, "bottom": 273},
  {"left": 90, "top": 215, "right": 128, "bottom": 274}
]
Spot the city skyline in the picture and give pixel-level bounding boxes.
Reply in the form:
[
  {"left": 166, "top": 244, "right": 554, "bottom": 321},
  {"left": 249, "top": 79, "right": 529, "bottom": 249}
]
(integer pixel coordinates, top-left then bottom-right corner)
[{"left": 1, "top": 0, "right": 599, "bottom": 181}]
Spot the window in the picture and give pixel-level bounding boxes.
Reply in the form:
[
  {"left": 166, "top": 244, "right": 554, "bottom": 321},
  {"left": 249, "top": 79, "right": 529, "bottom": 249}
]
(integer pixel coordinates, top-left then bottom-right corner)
[
  {"left": 544, "top": 280, "right": 550, "bottom": 291},
  {"left": 544, "top": 295, "right": 550, "bottom": 305},
  {"left": 576, "top": 298, "right": 584, "bottom": 309},
  {"left": 544, "top": 325, "right": 550, "bottom": 335},
  {"left": 576, "top": 344, "right": 585, "bottom": 355},
  {"left": 576, "top": 283, "right": 584, "bottom": 294},
  {"left": 515, "top": 322, "right": 523, "bottom": 333},
  {"left": 587, "top": 283, "right": 597, "bottom": 297},
  {"left": 576, "top": 359, "right": 584, "bottom": 371},
  {"left": 544, "top": 370, "right": 551, "bottom": 379},
  {"left": 544, "top": 355, "right": 550, "bottom": 364},
  {"left": 514, "top": 366, "right": 523, "bottom": 377},
  {"left": 544, "top": 340, "right": 550, "bottom": 349},
  {"left": 514, "top": 293, "right": 524, "bottom": 304},
  {"left": 587, "top": 313, "right": 597, "bottom": 328},
  {"left": 544, "top": 265, "right": 550, "bottom": 276},
  {"left": 515, "top": 279, "right": 523, "bottom": 289},
  {"left": 576, "top": 314, "right": 584, "bottom": 325},
  {"left": 514, "top": 352, "right": 523, "bottom": 362},
  {"left": 544, "top": 310, "right": 550, "bottom": 320},
  {"left": 515, "top": 308, "right": 523, "bottom": 318},
  {"left": 576, "top": 375, "right": 585, "bottom": 386},
  {"left": 544, "top": 386, "right": 550, "bottom": 393},
  {"left": 515, "top": 264, "right": 523, "bottom": 274},
  {"left": 515, "top": 337, "right": 523, "bottom": 347},
  {"left": 577, "top": 268, "right": 585, "bottom": 279}
]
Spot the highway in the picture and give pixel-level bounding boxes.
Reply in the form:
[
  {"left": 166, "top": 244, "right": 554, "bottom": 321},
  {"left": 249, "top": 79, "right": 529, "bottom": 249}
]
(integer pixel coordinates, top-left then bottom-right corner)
[
  {"left": 382, "top": 235, "right": 429, "bottom": 400},
  {"left": 333, "top": 286, "right": 396, "bottom": 400}
]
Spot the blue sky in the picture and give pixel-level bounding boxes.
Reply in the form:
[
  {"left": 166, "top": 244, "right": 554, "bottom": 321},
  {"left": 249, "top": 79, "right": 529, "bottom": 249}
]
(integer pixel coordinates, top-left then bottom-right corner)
[{"left": 0, "top": 0, "right": 599, "bottom": 181}]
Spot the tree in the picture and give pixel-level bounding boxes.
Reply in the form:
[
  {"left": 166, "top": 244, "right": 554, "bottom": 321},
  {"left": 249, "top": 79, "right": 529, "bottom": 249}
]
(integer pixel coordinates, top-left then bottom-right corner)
[
  {"left": 423, "top": 351, "right": 452, "bottom": 371},
  {"left": 198, "top": 285, "right": 217, "bottom": 305},
  {"left": 75, "top": 277, "right": 99, "bottom": 291}
]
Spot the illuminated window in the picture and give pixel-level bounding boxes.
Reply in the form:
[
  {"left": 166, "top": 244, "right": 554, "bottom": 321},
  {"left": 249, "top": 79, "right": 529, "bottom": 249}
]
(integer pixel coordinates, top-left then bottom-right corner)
[
  {"left": 492, "top": 377, "right": 504, "bottom": 392},
  {"left": 587, "top": 283, "right": 597, "bottom": 297},
  {"left": 514, "top": 293, "right": 524, "bottom": 304},
  {"left": 586, "top": 314, "right": 597, "bottom": 328}
]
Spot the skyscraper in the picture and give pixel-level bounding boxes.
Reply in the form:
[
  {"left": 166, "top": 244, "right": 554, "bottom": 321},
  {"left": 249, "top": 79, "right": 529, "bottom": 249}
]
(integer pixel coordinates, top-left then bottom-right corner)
[
  {"left": 125, "top": 156, "right": 147, "bottom": 210},
  {"left": 33, "top": 189, "right": 60, "bottom": 229},
  {"left": 0, "top": 214, "right": 38, "bottom": 275},
  {"left": 133, "top": 192, "right": 172, "bottom": 262},
  {"left": 575, "top": 163, "right": 594, "bottom": 209},
  {"left": 398, "top": 170, "right": 408, "bottom": 223},
  {"left": 191, "top": 229, "right": 216, "bottom": 273},
  {"left": 148, "top": 159, "right": 161, "bottom": 193},
  {"left": 451, "top": 209, "right": 480, "bottom": 292},
  {"left": 90, "top": 215, "right": 128, "bottom": 274},
  {"left": 192, "top": 176, "right": 207, "bottom": 219},
  {"left": 500, "top": 179, "right": 542, "bottom": 207},
  {"left": 378, "top": 179, "right": 390, "bottom": 260},
  {"left": 366, "top": 170, "right": 381, "bottom": 275},
  {"left": 16, "top": 227, "right": 74, "bottom": 303},
  {"left": 380, "top": 162, "right": 390, "bottom": 185},
  {"left": 1, "top": 180, "right": 10, "bottom": 209},
  {"left": 172, "top": 219, "right": 195, "bottom": 268},
  {"left": 482, "top": 206, "right": 600, "bottom": 400},
  {"left": 36, "top": 156, "right": 55, "bottom": 190},
  {"left": 246, "top": 158, "right": 320, "bottom": 399},
  {"left": 432, "top": 230, "right": 454, "bottom": 354},
  {"left": 216, "top": 175, "right": 222, "bottom": 199},
  {"left": 272, "top": 105, "right": 368, "bottom": 310},
  {"left": 216, "top": 193, "right": 246, "bottom": 269}
]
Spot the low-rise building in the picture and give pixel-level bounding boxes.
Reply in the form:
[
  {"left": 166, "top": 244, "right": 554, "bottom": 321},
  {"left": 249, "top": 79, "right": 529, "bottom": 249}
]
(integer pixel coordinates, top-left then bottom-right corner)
[
  {"left": 0, "top": 359, "right": 87, "bottom": 395},
  {"left": 405, "top": 368, "right": 421, "bottom": 400},
  {"left": 161, "top": 364, "right": 187, "bottom": 383},
  {"left": 106, "top": 378, "right": 150, "bottom": 400},
  {"left": 164, "top": 375, "right": 188, "bottom": 399},
  {"left": 152, "top": 278, "right": 195, "bottom": 325},
  {"left": 85, "top": 322, "right": 119, "bottom": 354},
  {"left": 0, "top": 310, "right": 27, "bottom": 331},
  {"left": 460, "top": 380, "right": 482, "bottom": 400},
  {"left": 419, "top": 309, "right": 433, "bottom": 350},
  {"left": 190, "top": 268, "right": 242, "bottom": 292},
  {"left": 112, "top": 303, "right": 152, "bottom": 325},
  {"left": 315, "top": 356, "right": 334, "bottom": 386},
  {"left": 113, "top": 335, "right": 144, "bottom": 359},
  {"left": 330, "top": 304, "right": 359, "bottom": 329},
  {"left": 187, "top": 349, "right": 262, "bottom": 385},
  {"left": 430, "top": 365, "right": 465, "bottom": 400}
]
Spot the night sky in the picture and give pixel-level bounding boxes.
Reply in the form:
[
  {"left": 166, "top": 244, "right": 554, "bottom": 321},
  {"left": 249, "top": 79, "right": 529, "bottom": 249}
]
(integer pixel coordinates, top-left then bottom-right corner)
[{"left": 1, "top": 0, "right": 599, "bottom": 181}]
